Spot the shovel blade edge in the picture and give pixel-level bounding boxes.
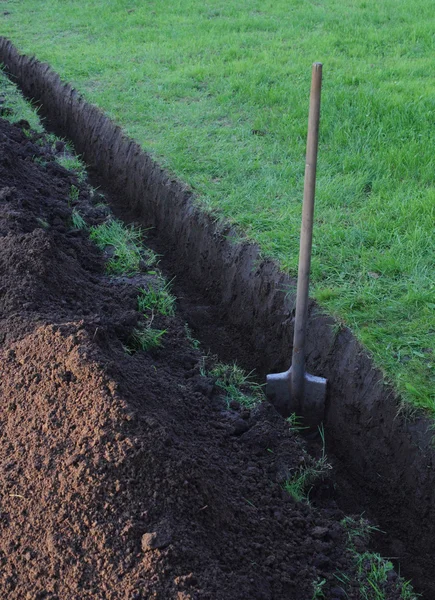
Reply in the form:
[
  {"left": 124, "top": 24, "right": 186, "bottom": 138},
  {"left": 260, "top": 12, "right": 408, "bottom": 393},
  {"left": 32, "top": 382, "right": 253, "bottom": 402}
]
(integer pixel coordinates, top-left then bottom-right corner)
[
  {"left": 266, "top": 367, "right": 327, "bottom": 427},
  {"left": 266, "top": 368, "right": 294, "bottom": 417}
]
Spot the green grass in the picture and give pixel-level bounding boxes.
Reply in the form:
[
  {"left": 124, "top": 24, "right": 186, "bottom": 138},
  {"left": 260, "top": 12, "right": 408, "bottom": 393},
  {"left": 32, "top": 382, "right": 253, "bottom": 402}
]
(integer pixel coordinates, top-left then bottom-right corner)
[
  {"left": 32, "top": 155, "right": 47, "bottom": 168},
  {"left": 90, "top": 218, "right": 156, "bottom": 275},
  {"left": 311, "top": 578, "right": 326, "bottom": 599},
  {"left": 184, "top": 323, "right": 201, "bottom": 350},
  {"left": 0, "top": 66, "right": 42, "bottom": 130},
  {"left": 355, "top": 552, "right": 421, "bottom": 600},
  {"left": 57, "top": 153, "right": 87, "bottom": 182},
  {"left": 340, "top": 516, "right": 420, "bottom": 600},
  {"left": 69, "top": 184, "right": 80, "bottom": 204},
  {"left": 341, "top": 515, "right": 380, "bottom": 546},
  {"left": 286, "top": 412, "right": 309, "bottom": 434},
  {"left": 284, "top": 425, "right": 331, "bottom": 503},
  {"left": 127, "top": 325, "right": 166, "bottom": 353},
  {"left": 2, "top": 0, "right": 434, "bottom": 411},
  {"left": 71, "top": 208, "right": 87, "bottom": 230},
  {"left": 356, "top": 552, "right": 393, "bottom": 600},
  {"left": 137, "top": 279, "right": 176, "bottom": 317},
  {"left": 209, "top": 362, "right": 264, "bottom": 408}
]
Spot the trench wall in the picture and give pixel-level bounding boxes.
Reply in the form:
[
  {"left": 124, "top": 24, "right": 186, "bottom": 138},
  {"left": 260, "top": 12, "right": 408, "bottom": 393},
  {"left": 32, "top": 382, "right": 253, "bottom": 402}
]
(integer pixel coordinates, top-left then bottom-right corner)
[{"left": 2, "top": 37, "right": 435, "bottom": 587}]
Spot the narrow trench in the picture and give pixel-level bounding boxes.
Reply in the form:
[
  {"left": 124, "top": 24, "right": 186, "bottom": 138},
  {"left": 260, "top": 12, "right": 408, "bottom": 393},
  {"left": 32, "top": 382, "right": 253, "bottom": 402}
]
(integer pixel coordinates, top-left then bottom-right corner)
[
  {"left": 2, "top": 37, "right": 434, "bottom": 597},
  {"left": 88, "top": 169, "right": 427, "bottom": 598},
  {"left": 45, "top": 103, "right": 430, "bottom": 600}
]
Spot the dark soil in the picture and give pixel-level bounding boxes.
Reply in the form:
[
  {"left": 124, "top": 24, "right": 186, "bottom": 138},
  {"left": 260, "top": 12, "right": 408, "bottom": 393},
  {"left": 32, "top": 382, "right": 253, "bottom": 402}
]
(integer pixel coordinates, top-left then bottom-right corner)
[{"left": 0, "top": 117, "right": 414, "bottom": 600}]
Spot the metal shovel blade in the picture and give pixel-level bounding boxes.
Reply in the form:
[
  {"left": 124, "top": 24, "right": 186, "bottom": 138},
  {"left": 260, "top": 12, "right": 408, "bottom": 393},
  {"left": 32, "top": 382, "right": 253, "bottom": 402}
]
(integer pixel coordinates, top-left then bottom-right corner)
[{"left": 266, "top": 367, "right": 327, "bottom": 428}]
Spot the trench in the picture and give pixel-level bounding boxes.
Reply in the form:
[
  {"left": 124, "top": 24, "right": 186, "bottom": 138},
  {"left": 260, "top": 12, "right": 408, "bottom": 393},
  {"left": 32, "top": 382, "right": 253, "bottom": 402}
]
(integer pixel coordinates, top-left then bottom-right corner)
[{"left": 1, "top": 37, "right": 434, "bottom": 597}]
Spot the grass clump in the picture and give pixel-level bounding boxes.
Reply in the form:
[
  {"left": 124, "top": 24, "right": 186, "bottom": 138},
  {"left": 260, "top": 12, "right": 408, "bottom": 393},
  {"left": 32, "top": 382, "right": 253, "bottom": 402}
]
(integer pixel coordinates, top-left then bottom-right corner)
[
  {"left": 57, "top": 153, "right": 87, "bottom": 182},
  {"left": 71, "top": 209, "right": 87, "bottom": 230},
  {"left": 127, "top": 325, "right": 166, "bottom": 353},
  {"left": 341, "top": 515, "right": 380, "bottom": 546},
  {"left": 90, "top": 218, "right": 156, "bottom": 275},
  {"left": 356, "top": 553, "right": 395, "bottom": 600},
  {"left": 33, "top": 155, "right": 47, "bottom": 167},
  {"left": 209, "top": 362, "right": 263, "bottom": 409},
  {"left": 311, "top": 579, "right": 326, "bottom": 599},
  {"left": 286, "top": 413, "right": 309, "bottom": 434},
  {"left": 284, "top": 425, "right": 331, "bottom": 503},
  {"left": 340, "top": 516, "right": 421, "bottom": 600},
  {"left": 137, "top": 279, "right": 176, "bottom": 317},
  {"left": 283, "top": 456, "right": 330, "bottom": 503},
  {"left": 184, "top": 323, "right": 200, "bottom": 350},
  {"left": 69, "top": 184, "right": 80, "bottom": 203},
  {"left": 355, "top": 552, "right": 420, "bottom": 600}
]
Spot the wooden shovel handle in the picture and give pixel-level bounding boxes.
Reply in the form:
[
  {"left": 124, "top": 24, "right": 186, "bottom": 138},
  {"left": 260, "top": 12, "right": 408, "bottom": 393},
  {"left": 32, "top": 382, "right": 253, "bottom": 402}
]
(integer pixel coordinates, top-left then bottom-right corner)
[{"left": 291, "top": 62, "right": 322, "bottom": 405}]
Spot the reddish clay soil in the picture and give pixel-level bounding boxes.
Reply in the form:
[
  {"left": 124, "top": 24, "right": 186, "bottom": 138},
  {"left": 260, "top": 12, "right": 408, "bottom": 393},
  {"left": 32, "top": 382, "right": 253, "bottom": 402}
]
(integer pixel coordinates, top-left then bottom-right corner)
[{"left": 0, "top": 116, "right": 409, "bottom": 599}]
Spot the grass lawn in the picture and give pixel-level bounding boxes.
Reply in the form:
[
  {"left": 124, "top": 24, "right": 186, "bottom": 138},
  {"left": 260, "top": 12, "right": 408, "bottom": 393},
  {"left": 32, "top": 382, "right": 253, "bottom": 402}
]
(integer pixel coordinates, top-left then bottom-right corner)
[{"left": 1, "top": 0, "right": 434, "bottom": 412}]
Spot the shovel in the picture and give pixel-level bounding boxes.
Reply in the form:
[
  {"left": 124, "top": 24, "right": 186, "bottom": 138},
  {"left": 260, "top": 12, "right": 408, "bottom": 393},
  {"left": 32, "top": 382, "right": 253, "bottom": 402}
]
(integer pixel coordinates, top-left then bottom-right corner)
[{"left": 266, "top": 62, "right": 327, "bottom": 427}]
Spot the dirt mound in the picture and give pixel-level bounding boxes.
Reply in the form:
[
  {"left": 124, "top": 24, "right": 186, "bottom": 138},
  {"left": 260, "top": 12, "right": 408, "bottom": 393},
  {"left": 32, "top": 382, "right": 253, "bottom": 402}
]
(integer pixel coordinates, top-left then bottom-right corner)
[{"left": 0, "top": 116, "right": 408, "bottom": 599}]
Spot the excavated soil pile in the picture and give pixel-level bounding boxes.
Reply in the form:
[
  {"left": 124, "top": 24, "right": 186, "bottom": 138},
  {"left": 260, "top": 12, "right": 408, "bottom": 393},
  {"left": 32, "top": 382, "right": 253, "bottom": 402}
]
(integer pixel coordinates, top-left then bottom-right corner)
[{"left": 0, "top": 117, "right": 407, "bottom": 599}]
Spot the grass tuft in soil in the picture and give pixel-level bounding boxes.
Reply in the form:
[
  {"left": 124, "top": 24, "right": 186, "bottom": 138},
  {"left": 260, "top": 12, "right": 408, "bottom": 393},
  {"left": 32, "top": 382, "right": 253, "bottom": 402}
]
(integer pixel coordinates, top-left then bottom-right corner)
[
  {"left": 71, "top": 208, "right": 87, "bottom": 231},
  {"left": 284, "top": 425, "right": 331, "bottom": 503},
  {"left": 90, "top": 218, "right": 156, "bottom": 275},
  {"left": 208, "top": 361, "right": 264, "bottom": 409},
  {"left": 311, "top": 578, "right": 327, "bottom": 599},
  {"left": 57, "top": 152, "right": 87, "bottom": 182},
  {"left": 340, "top": 517, "right": 421, "bottom": 600},
  {"left": 184, "top": 323, "right": 201, "bottom": 350},
  {"left": 68, "top": 183, "right": 80, "bottom": 204},
  {"left": 127, "top": 324, "right": 167, "bottom": 353},
  {"left": 137, "top": 278, "right": 176, "bottom": 317},
  {"left": 286, "top": 412, "right": 309, "bottom": 434}
]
